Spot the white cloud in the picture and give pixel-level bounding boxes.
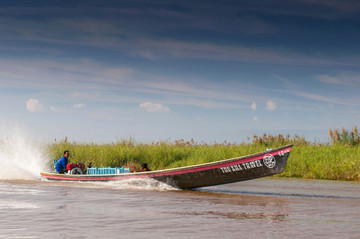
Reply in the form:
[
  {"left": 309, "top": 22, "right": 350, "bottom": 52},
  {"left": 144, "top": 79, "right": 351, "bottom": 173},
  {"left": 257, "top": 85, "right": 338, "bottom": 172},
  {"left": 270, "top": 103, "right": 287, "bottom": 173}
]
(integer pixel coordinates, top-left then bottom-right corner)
[
  {"left": 251, "top": 102, "right": 257, "bottom": 111},
  {"left": 129, "top": 39, "right": 352, "bottom": 67},
  {"left": 266, "top": 100, "right": 277, "bottom": 111},
  {"left": 0, "top": 58, "right": 256, "bottom": 110},
  {"left": 316, "top": 74, "right": 343, "bottom": 85},
  {"left": 293, "top": 91, "right": 358, "bottom": 105},
  {"left": 316, "top": 74, "right": 360, "bottom": 86},
  {"left": 139, "top": 102, "right": 170, "bottom": 112},
  {"left": 26, "top": 99, "right": 44, "bottom": 113},
  {"left": 72, "top": 103, "right": 87, "bottom": 109},
  {"left": 50, "top": 106, "right": 64, "bottom": 112},
  {"left": 130, "top": 50, "right": 158, "bottom": 60},
  {"left": 70, "top": 91, "right": 101, "bottom": 98}
]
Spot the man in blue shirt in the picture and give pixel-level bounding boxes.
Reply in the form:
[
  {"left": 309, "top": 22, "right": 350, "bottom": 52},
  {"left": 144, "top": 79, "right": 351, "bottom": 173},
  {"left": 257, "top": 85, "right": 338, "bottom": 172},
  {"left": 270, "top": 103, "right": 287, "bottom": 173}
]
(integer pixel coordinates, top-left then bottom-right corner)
[{"left": 55, "top": 150, "right": 70, "bottom": 174}]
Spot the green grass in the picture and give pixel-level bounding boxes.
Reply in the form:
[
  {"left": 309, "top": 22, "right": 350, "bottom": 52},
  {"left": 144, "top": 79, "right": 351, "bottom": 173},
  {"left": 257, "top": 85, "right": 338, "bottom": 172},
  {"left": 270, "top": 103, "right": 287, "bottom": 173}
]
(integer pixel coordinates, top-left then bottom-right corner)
[
  {"left": 48, "top": 140, "right": 267, "bottom": 171},
  {"left": 47, "top": 134, "right": 360, "bottom": 181},
  {"left": 281, "top": 144, "right": 360, "bottom": 181}
]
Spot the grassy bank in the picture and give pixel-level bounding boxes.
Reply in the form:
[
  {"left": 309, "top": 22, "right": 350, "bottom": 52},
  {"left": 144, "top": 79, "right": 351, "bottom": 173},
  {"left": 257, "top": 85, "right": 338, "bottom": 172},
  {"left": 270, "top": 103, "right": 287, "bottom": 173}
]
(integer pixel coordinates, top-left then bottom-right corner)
[
  {"left": 280, "top": 144, "right": 360, "bottom": 180},
  {"left": 47, "top": 132, "right": 360, "bottom": 181}
]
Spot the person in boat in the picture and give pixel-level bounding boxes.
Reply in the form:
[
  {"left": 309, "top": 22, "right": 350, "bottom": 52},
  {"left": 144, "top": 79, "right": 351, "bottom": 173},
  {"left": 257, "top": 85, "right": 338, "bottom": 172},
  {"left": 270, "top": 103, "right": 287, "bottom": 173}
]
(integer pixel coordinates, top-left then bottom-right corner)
[
  {"left": 140, "top": 163, "right": 151, "bottom": 172},
  {"left": 55, "top": 150, "right": 70, "bottom": 174}
]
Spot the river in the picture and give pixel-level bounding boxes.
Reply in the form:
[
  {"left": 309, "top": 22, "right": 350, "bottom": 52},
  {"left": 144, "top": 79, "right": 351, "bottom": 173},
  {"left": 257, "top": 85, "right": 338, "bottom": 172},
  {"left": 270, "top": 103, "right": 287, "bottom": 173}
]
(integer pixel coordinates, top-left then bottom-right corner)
[{"left": 0, "top": 177, "right": 359, "bottom": 239}]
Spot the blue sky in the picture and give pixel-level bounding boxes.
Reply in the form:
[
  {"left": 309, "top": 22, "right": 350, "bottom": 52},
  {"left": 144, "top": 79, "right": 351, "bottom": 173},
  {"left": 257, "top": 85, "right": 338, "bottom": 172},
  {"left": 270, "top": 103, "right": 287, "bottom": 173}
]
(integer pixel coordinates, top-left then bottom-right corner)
[{"left": 1, "top": 0, "right": 360, "bottom": 143}]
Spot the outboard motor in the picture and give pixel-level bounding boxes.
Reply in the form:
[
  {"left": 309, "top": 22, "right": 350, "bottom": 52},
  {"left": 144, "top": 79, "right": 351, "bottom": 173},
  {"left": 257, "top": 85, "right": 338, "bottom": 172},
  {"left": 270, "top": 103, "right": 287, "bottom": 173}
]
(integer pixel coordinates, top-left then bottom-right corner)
[{"left": 66, "top": 163, "right": 86, "bottom": 174}]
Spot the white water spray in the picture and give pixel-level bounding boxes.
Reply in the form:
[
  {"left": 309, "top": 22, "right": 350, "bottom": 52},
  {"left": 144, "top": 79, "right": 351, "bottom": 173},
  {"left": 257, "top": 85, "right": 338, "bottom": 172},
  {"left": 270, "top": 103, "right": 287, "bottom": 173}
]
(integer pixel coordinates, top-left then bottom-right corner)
[
  {"left": 0, "top": 125, "right": 48, "bottom": 180},
  {"left": 96, "top": 178, "right": 179, "bottom": 191}
]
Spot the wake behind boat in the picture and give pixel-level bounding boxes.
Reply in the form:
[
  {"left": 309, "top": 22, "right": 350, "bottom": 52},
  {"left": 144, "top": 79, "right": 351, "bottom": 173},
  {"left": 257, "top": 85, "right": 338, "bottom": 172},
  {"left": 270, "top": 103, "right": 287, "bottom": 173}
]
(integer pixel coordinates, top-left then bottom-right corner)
[{"left": 40, "top": 145, "right": 293, "bottom": 189}]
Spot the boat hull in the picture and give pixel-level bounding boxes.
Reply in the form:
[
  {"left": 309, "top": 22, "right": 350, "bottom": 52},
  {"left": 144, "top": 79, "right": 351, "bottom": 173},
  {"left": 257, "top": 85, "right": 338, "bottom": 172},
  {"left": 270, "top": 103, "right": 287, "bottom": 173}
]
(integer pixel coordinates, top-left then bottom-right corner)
[{"left": 40, "top": 145, "right": 292, "bottom": 189}]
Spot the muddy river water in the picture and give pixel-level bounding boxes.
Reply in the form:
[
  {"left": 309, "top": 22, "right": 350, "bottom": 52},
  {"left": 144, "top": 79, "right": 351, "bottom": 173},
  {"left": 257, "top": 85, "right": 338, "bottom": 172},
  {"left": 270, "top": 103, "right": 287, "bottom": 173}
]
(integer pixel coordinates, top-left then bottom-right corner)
[{"left": 0, "top": 178, "right": 359, "bottom": 238}]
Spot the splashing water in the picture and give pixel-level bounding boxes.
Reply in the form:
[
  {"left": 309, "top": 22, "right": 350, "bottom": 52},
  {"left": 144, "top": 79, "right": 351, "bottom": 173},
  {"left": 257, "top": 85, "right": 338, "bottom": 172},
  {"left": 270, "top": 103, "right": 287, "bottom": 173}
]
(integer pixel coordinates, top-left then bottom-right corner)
[
  {"left": 57, "top": 178, "right": 179, "bottom": 191},
  {"left": 0, "top": 125, "right": 48, "bottom": 180},
  {"left": 95, "top": 178, "right": 179, "bottom": 191}
]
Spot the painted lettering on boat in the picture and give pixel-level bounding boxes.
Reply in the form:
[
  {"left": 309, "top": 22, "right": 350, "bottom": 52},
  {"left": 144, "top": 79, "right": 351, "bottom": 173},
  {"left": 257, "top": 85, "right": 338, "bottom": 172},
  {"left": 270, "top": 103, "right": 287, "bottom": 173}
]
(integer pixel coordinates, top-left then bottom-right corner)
[
  {"left": 220, "top": 160, "right": 263, "bottom": 173},
  {"left": 278, "top": 148, "right": 290, "bottom": 156}
]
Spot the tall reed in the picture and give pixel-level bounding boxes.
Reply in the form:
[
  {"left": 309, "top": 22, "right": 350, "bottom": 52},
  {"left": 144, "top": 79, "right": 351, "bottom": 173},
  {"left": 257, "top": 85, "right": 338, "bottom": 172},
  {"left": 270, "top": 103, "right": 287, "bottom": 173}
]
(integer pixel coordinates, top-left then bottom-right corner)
[
  {"left": 47, "top": 128, "right": 360, "bottom": 181},
  {"left": 328, "top": 126, "right": 360, "bottom": 145}
]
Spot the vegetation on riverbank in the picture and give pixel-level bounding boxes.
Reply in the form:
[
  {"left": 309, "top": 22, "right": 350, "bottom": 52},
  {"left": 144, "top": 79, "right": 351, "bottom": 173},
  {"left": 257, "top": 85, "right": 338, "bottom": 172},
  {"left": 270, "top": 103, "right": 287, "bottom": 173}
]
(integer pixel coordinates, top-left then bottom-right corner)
[{"left": 47, "top": 127, "right": 360, "bottom": 181}]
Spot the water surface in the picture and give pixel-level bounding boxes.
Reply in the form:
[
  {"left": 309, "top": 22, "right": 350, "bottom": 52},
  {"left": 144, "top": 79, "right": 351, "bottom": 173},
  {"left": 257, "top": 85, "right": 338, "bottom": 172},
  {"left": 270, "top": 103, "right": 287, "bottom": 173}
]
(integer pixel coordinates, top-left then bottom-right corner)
[{"left": 0, "top": 178, "right": 359, "bottom": 238}]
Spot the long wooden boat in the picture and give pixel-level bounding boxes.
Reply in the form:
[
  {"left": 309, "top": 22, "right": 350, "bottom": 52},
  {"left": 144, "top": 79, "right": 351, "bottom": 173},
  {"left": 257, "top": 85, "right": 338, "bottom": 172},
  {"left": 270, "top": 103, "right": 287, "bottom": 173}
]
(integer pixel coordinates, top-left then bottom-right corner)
[{"left": 40, "top": 145, "right": 292, "bottom": 189}]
